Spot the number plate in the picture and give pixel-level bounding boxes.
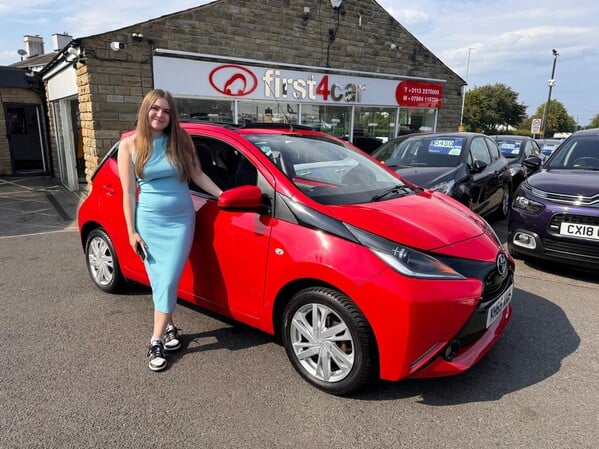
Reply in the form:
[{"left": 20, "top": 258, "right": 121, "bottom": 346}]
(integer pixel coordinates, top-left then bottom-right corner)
[
  {"left": 559, "top": 222, "right": 599, "bottom": 241},
  {"left": 486, "top": 285, "right": 513, "bottom": 328}
]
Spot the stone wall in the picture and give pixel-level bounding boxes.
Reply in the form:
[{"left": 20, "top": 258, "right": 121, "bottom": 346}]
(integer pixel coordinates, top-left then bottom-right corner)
[{"left": 74, "top": 0, "right": 464, "bottom": 180}]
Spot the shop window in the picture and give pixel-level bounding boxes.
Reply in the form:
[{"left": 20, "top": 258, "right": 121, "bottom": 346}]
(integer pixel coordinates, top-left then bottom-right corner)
[
  {"left": 352, "top": 107, "right": 397, "bottom": 152},
  {"left": 300, "top": 104, "right": 350, "bottom": 140},
  {"left": 175, "top": 98, "right": 234, "bottom": 124},
  {"left": 399, "top": 108, "right": 436, "bottom": 133},
  {"left": 238, "top": 101, "right": 299, "bottom": 125}
]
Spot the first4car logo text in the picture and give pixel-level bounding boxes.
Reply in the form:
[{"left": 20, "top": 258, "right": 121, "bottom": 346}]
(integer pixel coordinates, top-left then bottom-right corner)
[{"left": 208, "top": 65, "right": 366, "bottom": 103}]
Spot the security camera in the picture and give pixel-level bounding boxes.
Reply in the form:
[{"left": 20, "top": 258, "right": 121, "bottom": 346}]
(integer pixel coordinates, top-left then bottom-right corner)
[{"left": 110, "top": 41, "right": 125, "bottom": 51}]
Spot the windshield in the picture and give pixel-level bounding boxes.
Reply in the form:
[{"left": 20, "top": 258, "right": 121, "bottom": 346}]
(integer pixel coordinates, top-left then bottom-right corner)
[
  {"left": 377, "top": 136, "right": 463, "bottom": 168},
  {"left": 495, "top": 139, "right": 522, "bottom": 159},
  {"left": 544, "top": 135, "right": 599, "bottom": 170},
  {"left": 245, "top": 134, "right": 418, "bottom": 205}
]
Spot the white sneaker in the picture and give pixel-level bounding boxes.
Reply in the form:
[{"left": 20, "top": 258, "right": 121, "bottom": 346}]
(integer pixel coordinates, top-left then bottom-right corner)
[
  {"left": 147, "top": 341, "right": 167, "bottom": 371},
  {"left": 163, "top": 325, "right": 181, "bottom": 351}
]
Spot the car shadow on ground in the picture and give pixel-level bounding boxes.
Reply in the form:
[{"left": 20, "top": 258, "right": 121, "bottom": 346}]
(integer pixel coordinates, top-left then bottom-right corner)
[
  {"left": 518, "top": 258, "right": 598, "bottom": 284},
  {"left": 355, "top": 287, "right": 580, "bottom": 403}
]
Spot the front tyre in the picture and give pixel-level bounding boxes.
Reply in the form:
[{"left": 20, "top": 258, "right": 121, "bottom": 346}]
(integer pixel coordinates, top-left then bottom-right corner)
[
  {"left": 494, "top": 186, "right": 511, "bottom": 219},
  {"left": 85, "top": 228, "right": 124, "bottom": 293},
  {"left": 282, "top": 287, "right": 376, "bottom": 395}
]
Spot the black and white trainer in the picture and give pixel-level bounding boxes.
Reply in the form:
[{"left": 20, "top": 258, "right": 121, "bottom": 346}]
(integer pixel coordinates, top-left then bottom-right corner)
[
  {"left": 163, "top": 325, "right": 181, "bottom": 351},
  {"left": 147, "top": 340, "right": 167, "bottom": 371}
]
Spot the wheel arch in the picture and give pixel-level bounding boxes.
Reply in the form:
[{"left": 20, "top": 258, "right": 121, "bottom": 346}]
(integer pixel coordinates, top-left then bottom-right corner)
[
  {"left": 79, "top": 221, "right": 103, "bottom": 250},
  {"left": 271, "top": 278, "right": 380, "bottom": 372}
]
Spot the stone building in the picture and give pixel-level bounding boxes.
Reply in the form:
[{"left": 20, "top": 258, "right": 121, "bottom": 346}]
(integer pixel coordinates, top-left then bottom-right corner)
[{"left": 38, "top": 0, "right": 464, "bottom": 191}]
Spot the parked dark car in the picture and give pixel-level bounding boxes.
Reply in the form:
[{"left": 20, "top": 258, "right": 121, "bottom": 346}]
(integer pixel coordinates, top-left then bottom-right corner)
[
  {"left": 508, "top": 128, "right": 599, "bottom": 269},
  {"left": 536, "top": 138, "right": 563, "bottom": 156},
  {"left": 352, "top": 136, "right": 384, "bottom": 154},
  {"left": 492, "top": 135, "right": 544, "bottom": 190},
  {"left": 372, "top": 132, "right": 512, "bottom": 219}
]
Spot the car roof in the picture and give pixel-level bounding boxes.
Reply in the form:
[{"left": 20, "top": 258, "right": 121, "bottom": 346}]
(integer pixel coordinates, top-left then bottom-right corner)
[
  {"left": 493, "top": 135, "right": 531, "bottom": 139},
  {"left": 119, "top": 120, "right": 335, "bottom": 140},
  {"left": 572, "top": 127, "right": 599, "bottom": 136}
]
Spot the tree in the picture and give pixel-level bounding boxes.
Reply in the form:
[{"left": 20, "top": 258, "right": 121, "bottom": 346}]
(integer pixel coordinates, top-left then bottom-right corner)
[
  {"left": 530, "top": 100, "right": 576, "bottom": 137},
  {"left": 463, "top": 83, "right": 527, "bottom": 134},
  {"left": 589, "top": 113, "right": 599, "bottom": 129}
]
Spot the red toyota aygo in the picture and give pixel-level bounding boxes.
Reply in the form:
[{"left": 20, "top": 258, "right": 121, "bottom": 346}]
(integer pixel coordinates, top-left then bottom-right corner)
[{"left": 78, "top": 122, "right": 514, "bottom": 395}]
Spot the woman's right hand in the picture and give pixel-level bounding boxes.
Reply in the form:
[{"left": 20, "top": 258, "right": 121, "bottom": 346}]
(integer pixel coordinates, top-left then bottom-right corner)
[{"left": 129, "top": 232, "right": 146, "bottom": 251}]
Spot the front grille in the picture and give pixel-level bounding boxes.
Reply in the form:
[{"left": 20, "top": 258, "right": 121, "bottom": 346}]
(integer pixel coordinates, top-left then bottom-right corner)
[
  {"left": 549, "top": 214, "right": 599, "bottom": 233},
  {"left": 452, "top": 273, "right": 513, "bottom": 347},
  {"left": 542, "top": 239, "right": 599, "bottom": 259},
  {"left": 433, "top": 254, "right": 512, "bottom": 346},
  {"left": 528, "top": 185, "right": 599, "bottom": 207}
]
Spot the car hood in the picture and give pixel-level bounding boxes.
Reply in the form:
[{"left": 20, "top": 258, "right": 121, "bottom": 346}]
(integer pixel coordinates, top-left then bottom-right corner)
[
  {"left": 528, "top": 170, "right": 599, "bottom": 196},
  {"left": 394, "top": 166, "right": 459, "bottom": 188},
  {"left": 328, "top": 191, "right": 496, "bottom": 254}
]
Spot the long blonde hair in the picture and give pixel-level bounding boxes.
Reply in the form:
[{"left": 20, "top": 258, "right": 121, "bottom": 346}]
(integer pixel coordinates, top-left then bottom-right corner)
[{"left": 133, "top": 89, "right": 196, "bottom": 180}]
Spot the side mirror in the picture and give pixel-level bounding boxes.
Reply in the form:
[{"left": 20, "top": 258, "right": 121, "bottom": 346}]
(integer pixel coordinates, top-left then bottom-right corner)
[
  {"left": 470, "top": 159, "right": 488, "bottom": 174},
  {"left": 522, "top": 155, "right": 543, "bottom": 171},
  {"left": 217, "top": 185, "right": 263, "bottom": 210}
]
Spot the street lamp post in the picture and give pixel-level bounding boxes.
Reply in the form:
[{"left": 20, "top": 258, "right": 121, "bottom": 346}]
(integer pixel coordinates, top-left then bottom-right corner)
[
  {"left": 541, "top": 49, "right": 559, "bottom": 138},
  {"left": 459, "top": 48, "right": 474, "bottom": 131}
]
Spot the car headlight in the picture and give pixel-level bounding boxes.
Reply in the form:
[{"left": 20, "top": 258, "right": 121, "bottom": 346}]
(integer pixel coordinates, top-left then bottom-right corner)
[
  {"left": 345, "top": 224, "right": 465, "bottom": 279},
  {"left": 430, "top": 179, "right": 455, "bottom": 195},
  {"left": 513, "top": 195, "right": 544, "bottom": 214}
]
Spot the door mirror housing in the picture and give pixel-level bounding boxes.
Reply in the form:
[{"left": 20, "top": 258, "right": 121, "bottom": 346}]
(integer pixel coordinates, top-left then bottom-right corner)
[
  {"left": 522, "top": 155, "right": 543, "bottom": 171},
  {"left": 217, "top": 185, "right": 263, "bottom": 210},
  {"left": 470, "top": 159, "right": 488, "bottom": 174}
]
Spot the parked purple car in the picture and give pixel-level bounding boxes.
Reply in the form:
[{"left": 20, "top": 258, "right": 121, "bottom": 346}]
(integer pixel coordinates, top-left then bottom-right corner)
[{"left": 508, "top": 128, "right": 599, "bottom": 269}]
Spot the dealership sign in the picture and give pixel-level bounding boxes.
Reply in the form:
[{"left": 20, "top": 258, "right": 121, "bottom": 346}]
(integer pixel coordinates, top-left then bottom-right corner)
[
  {"left": 395, "top": 81, "right": 443, "bottom": 108},
  {"left": 154, "top": 55, "right": 445, "bottom": 108}
]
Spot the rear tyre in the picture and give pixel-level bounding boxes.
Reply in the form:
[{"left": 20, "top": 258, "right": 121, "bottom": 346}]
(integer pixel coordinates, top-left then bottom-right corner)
[
  {"left": 281, "top": 287, "right": 376, "bottom": 395},
  {"left": 85, "top": 228, "right": 124, "bottom": 293}
]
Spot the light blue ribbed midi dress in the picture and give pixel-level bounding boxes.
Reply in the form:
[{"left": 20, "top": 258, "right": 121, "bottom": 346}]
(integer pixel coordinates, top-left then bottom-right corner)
[{"left": 135, "top": 134, "right": 195, "bottom": 313}]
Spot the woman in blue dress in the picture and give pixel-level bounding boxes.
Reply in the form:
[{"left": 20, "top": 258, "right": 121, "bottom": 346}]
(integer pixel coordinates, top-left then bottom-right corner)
[{"left": 118, "top": 89, "right": 223, "bottom": 371}]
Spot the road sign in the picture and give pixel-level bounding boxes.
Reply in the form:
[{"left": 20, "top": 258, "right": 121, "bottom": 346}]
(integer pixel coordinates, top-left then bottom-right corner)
[{"left": 531, "top": 118, "right": 542, "bottom": 134}]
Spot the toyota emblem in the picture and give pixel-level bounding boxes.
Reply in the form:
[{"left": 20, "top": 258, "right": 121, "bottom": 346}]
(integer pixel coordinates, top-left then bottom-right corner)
[{"left": 496, "top": 253, "right": 508, "bottom": 278}]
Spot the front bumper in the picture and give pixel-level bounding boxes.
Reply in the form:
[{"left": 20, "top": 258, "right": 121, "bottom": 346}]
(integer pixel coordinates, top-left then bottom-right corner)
[{"left": 352, "top": 256, "right": 514, "bottom": 381}]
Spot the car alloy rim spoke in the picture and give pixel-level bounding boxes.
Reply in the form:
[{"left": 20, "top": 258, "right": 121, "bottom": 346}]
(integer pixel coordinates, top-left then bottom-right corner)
[
  {"left": 290, "top": 302, "right": 354, "bottom": 382},
  {"left": 292, "top": 311, "right": 318, "bottom": 344},
  {"left": 89, "top": 237, "right": 113, "bottom": 285}
]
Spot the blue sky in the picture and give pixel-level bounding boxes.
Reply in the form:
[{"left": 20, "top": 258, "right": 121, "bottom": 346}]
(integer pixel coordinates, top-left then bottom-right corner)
[{"left": 1, "top": 0, "right": 597, "bottom": 126}]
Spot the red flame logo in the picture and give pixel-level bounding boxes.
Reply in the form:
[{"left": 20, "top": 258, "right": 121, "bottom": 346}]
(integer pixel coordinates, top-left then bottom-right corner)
[{"left": 209, "top": 65, "right": 258, "bottom": 97}]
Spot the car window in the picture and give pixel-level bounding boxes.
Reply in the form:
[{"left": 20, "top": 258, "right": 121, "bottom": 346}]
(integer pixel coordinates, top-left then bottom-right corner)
[
  {"left": 384, "top": 136, "right": 462, "bottom": 168},
  {"left": 245, "top": 133, "right": 414, "bottom": 205},
  {"left": 530, "top": 141, "right": 541, "bottom": 157},
  {"left": 496, "top": 139, "right": 521, "bottom": 159},
  {"left": 470, "top": 137, "right": 492, "bottom": 164},
  {"left": 486, "top": 138, "right": 501, "bottom": 161},
  {"left": 190, "top": 136, "right": 257, "bottom": 192},
  {"left": 546, "top": 136, "right": 599, "bottom": 169}
]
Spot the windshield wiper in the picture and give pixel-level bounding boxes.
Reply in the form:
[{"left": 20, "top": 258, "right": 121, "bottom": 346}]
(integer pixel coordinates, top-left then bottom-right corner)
[{"left": 372, "top": 184, "right": 417, "bottom": 202}]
